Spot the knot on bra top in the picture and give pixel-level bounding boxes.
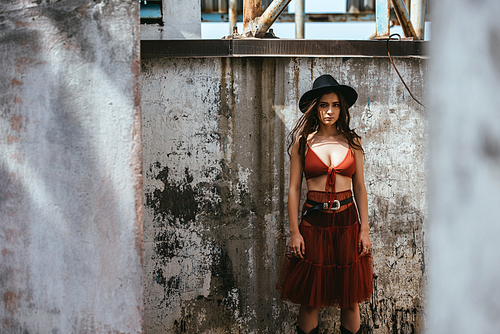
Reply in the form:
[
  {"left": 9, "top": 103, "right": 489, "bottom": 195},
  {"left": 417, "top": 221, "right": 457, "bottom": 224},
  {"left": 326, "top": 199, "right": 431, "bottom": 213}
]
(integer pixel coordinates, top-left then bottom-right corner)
[
  {"left": 326, "top": 166, "right": 336, "bottom": 189},
  {"left": 304, "top": 143, "right": 356, "bottom": 209}
]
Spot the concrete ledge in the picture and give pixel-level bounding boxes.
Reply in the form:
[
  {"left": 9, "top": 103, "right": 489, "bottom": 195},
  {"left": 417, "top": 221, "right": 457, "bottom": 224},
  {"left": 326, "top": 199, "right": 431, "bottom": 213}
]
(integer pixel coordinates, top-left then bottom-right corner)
[{"left": 141, "top": 39, "right": 427, "bottom": 58}]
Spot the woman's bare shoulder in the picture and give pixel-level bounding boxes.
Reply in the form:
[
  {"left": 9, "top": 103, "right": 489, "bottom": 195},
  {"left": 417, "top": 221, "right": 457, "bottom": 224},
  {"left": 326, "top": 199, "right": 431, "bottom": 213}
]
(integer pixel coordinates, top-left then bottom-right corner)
[{"left": 305, "top": 131, "right": 318, "bottom": 143}]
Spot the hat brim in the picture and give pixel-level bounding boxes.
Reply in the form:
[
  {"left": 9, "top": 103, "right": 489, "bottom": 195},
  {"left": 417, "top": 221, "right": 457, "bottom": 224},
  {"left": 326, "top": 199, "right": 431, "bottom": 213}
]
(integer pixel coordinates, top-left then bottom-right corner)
[{"left": 299, "top": 85, "right": 358, "bottom": 113}]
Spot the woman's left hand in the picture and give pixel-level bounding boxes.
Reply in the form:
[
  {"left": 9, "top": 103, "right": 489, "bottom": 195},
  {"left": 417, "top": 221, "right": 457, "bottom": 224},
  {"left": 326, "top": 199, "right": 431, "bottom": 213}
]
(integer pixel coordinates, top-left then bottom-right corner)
[{"left": 358, "top": 229, "right": 371, "bottom": 257}]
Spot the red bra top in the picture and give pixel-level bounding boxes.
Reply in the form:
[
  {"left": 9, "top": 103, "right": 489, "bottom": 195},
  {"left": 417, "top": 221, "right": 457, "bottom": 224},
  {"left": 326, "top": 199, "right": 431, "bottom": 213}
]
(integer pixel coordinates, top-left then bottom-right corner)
[{"left": 304, "top": 143, "right": 356, "bottom": 209}]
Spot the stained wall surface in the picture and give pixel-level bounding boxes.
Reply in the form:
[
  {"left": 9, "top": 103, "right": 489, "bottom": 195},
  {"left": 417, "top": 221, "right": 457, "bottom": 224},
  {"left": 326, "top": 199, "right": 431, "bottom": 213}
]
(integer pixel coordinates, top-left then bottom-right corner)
[
  {"left": 0, "top": 1, "right": 143, "bottom": 333},
  {"left": 140, "top": 0, "right": 201, "bottom": 39},
  {"left": 142, "top": 56, "right": 428, "bottom": 333}
]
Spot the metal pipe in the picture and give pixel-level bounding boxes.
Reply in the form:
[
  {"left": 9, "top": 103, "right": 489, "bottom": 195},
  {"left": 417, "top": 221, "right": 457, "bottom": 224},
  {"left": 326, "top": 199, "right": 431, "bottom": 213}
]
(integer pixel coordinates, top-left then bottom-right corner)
[
  {"left": 295, "top": 0, "right": 304, "bottom": 39},
  {"left": 229, "top": 0, "right": 237, "bottom": 33},
  {"left": 204, "top": 0, "right": 214, "bottom": 13},
  {"left": 250, "top": 0, "right": 292, "bottom": 37},
  {"left": 391, "top": 0, "right": 417, "bottom": 38},
  {"left": 243, "top": 0, "right": 262, "bottom": 31},
  {"left": 218, "top": 0, "right": 227, "bottom": 13},
  {"left": 375, "top": 0, "right": 390, "bottom": 38},
  {"left": 410, "top": 0, "right": 426, "bottom": 40}
]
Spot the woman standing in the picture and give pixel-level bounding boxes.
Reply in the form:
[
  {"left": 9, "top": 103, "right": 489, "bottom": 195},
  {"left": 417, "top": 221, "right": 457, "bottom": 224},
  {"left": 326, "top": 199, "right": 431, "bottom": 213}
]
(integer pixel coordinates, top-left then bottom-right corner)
[{"left": 276, "top": 75, "right": 373, "bottom": 334}]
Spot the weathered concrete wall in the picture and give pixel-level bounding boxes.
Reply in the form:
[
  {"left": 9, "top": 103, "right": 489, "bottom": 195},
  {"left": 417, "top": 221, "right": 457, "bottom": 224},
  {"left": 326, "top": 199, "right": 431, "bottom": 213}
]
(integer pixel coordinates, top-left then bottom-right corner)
[
  {"left": 141, "top": 56, "right": 427, "bottom": 333},
  {"left": 428, "top": 0, "right": 500, "bottom": 333},
  {"left": 141, "top": 0, "right": 201, "bottom": 39},
  {"left": 0, "top": 1, "right": 143, "bottom": 333}
]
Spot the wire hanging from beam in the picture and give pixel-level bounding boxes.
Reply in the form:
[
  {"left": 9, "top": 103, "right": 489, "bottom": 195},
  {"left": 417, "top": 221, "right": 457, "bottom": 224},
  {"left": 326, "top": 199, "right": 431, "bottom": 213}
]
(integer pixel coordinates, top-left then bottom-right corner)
[{"left": 386, "top": 33, "right": 427, "bottom": 109}]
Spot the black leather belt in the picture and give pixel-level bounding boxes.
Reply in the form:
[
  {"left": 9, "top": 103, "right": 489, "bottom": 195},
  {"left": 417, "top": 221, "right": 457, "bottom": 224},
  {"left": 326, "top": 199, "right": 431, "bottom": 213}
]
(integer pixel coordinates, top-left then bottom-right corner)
[{"left": 302, "top": 197, "right": 353, "bottom": 216}]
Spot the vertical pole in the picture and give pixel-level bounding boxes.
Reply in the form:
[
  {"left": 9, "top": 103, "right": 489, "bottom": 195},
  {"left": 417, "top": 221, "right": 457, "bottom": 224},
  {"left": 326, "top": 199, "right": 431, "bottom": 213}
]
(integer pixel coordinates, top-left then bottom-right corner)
[
  {"left": 376, "top": 0, "right": 390, "bottom": 38},
  {"left": 295, "top": 0, "right": 304, "bottom": 39},
  {"left": 229, "top": 0, "right": 237, "bottom": 33},
  {"left": 218, "top": 0, "right": 227, "bottom": 13},
  {"left": 204, "top": 0, "right": 214, "bottom": 13},
  {"left": 243, "top": 0, "right": 262, "bottom": 31},
  {"left": 410, "top": 0, "right": 426, "bottom": 40}
]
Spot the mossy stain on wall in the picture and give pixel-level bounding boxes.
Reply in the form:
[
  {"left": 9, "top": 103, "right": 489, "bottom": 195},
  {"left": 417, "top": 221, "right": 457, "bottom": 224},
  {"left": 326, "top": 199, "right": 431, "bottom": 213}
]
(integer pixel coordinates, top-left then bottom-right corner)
[
  {"left": 145, "top": 162, "right": 198, "bottom": 224},
  {"left": 154, "top": 228, "right": 182, "bottom": 262}
]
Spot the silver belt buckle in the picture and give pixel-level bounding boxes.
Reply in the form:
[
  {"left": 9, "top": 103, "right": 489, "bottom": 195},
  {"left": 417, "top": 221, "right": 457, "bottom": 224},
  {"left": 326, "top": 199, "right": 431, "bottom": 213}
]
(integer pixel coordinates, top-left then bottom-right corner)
[
  {"left": 323, "top": 202, "right": 329, "bottom": 210},
  {"left": 331, "top": 200, "right": 340, "bottom": 210}
]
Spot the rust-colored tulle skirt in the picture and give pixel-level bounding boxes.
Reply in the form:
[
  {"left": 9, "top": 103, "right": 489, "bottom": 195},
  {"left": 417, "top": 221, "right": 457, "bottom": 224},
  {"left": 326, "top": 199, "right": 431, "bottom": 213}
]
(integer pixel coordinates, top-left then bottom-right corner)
[{"left": 276, "top": 190, "right": 373, "bottom": 309}]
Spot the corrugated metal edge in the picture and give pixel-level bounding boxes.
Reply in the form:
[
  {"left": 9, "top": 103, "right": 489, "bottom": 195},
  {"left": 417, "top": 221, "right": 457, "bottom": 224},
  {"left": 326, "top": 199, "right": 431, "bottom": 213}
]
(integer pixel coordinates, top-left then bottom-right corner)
[{"left": 141, "top": 39, "right": 427, "bottom": 58}]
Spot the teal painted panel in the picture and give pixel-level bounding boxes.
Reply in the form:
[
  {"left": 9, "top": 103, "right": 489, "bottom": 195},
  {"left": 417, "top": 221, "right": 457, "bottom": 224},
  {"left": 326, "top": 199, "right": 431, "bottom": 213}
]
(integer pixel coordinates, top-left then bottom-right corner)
[{"left": 141, "top": 4, "right": 162, "bottom": 19}]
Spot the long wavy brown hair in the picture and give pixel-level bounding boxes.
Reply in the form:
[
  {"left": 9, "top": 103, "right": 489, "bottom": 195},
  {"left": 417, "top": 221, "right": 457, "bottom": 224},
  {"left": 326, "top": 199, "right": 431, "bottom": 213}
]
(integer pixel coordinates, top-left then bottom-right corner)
[{"left": 287, "top": 89, "right": 363, "bottom": 166}]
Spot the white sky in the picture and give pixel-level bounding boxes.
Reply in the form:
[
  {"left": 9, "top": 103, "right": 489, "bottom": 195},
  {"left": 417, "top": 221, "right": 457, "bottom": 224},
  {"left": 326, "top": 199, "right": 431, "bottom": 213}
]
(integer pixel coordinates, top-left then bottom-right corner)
[{"left": 201, "top": 0, "right": 431, "bottom": 40}]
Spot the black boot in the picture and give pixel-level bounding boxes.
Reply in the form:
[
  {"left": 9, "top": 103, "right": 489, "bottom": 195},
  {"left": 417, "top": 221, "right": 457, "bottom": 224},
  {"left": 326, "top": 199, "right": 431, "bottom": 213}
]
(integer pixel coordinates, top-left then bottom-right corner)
[
  {"left": 340, "top": 325, "right": 360, "bottom": 334},
  {"left": 297, "top": 325, "right": 319, "bottom": 334}
]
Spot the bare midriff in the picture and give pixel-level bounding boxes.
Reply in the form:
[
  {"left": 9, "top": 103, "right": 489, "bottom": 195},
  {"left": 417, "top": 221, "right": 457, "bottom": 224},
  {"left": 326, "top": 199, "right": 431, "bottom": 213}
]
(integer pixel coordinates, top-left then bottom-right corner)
[{"left": 306, "top": 173, "right": 352, "bottom": 193}]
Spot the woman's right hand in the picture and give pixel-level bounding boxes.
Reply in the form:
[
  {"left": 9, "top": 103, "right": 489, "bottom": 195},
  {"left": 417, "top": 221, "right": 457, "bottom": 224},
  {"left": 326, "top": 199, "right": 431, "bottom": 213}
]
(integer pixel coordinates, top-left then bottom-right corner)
[{"left": 289, "top": 231, "right": 305, "bottom": 259}]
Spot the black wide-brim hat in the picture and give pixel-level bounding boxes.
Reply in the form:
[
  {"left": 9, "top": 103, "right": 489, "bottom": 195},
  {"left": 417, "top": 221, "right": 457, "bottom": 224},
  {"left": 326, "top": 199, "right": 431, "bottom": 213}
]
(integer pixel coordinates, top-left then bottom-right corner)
[{"left": 299, "top": 74, "right": 358, "bottom": 113}]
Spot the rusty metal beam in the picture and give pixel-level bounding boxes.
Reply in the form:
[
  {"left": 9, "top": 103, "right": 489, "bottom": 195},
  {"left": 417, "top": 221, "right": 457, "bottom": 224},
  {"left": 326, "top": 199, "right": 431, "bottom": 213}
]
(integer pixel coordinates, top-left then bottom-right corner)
[
  {"left": 141, "top": 39, "right": 427, "bottom": 58},
  {"left": 243, "top": 0, "right": 262, "bottom": 31},
  {"left": 391, "top": 0, "right": 417, "bottom": 38},
  {"left": 243, "top": 0, "right": 292, "bottom": 37}
]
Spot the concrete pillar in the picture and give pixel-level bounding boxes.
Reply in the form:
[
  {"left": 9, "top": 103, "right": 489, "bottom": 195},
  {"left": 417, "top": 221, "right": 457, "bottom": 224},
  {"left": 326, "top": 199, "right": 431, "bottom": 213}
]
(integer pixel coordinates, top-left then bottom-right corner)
[
  {"left": 0, "top": 1, "right": 143, "bottom": 333},
  {"left": 428, "top": 0, "right": 500, "bottom": 332}
]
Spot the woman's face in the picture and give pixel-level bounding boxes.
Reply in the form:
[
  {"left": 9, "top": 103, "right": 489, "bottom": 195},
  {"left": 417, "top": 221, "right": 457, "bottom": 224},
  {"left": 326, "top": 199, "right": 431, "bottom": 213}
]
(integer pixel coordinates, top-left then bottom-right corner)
[{"left": 316, "top": 92, "right": 340, "bottom": 126}]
